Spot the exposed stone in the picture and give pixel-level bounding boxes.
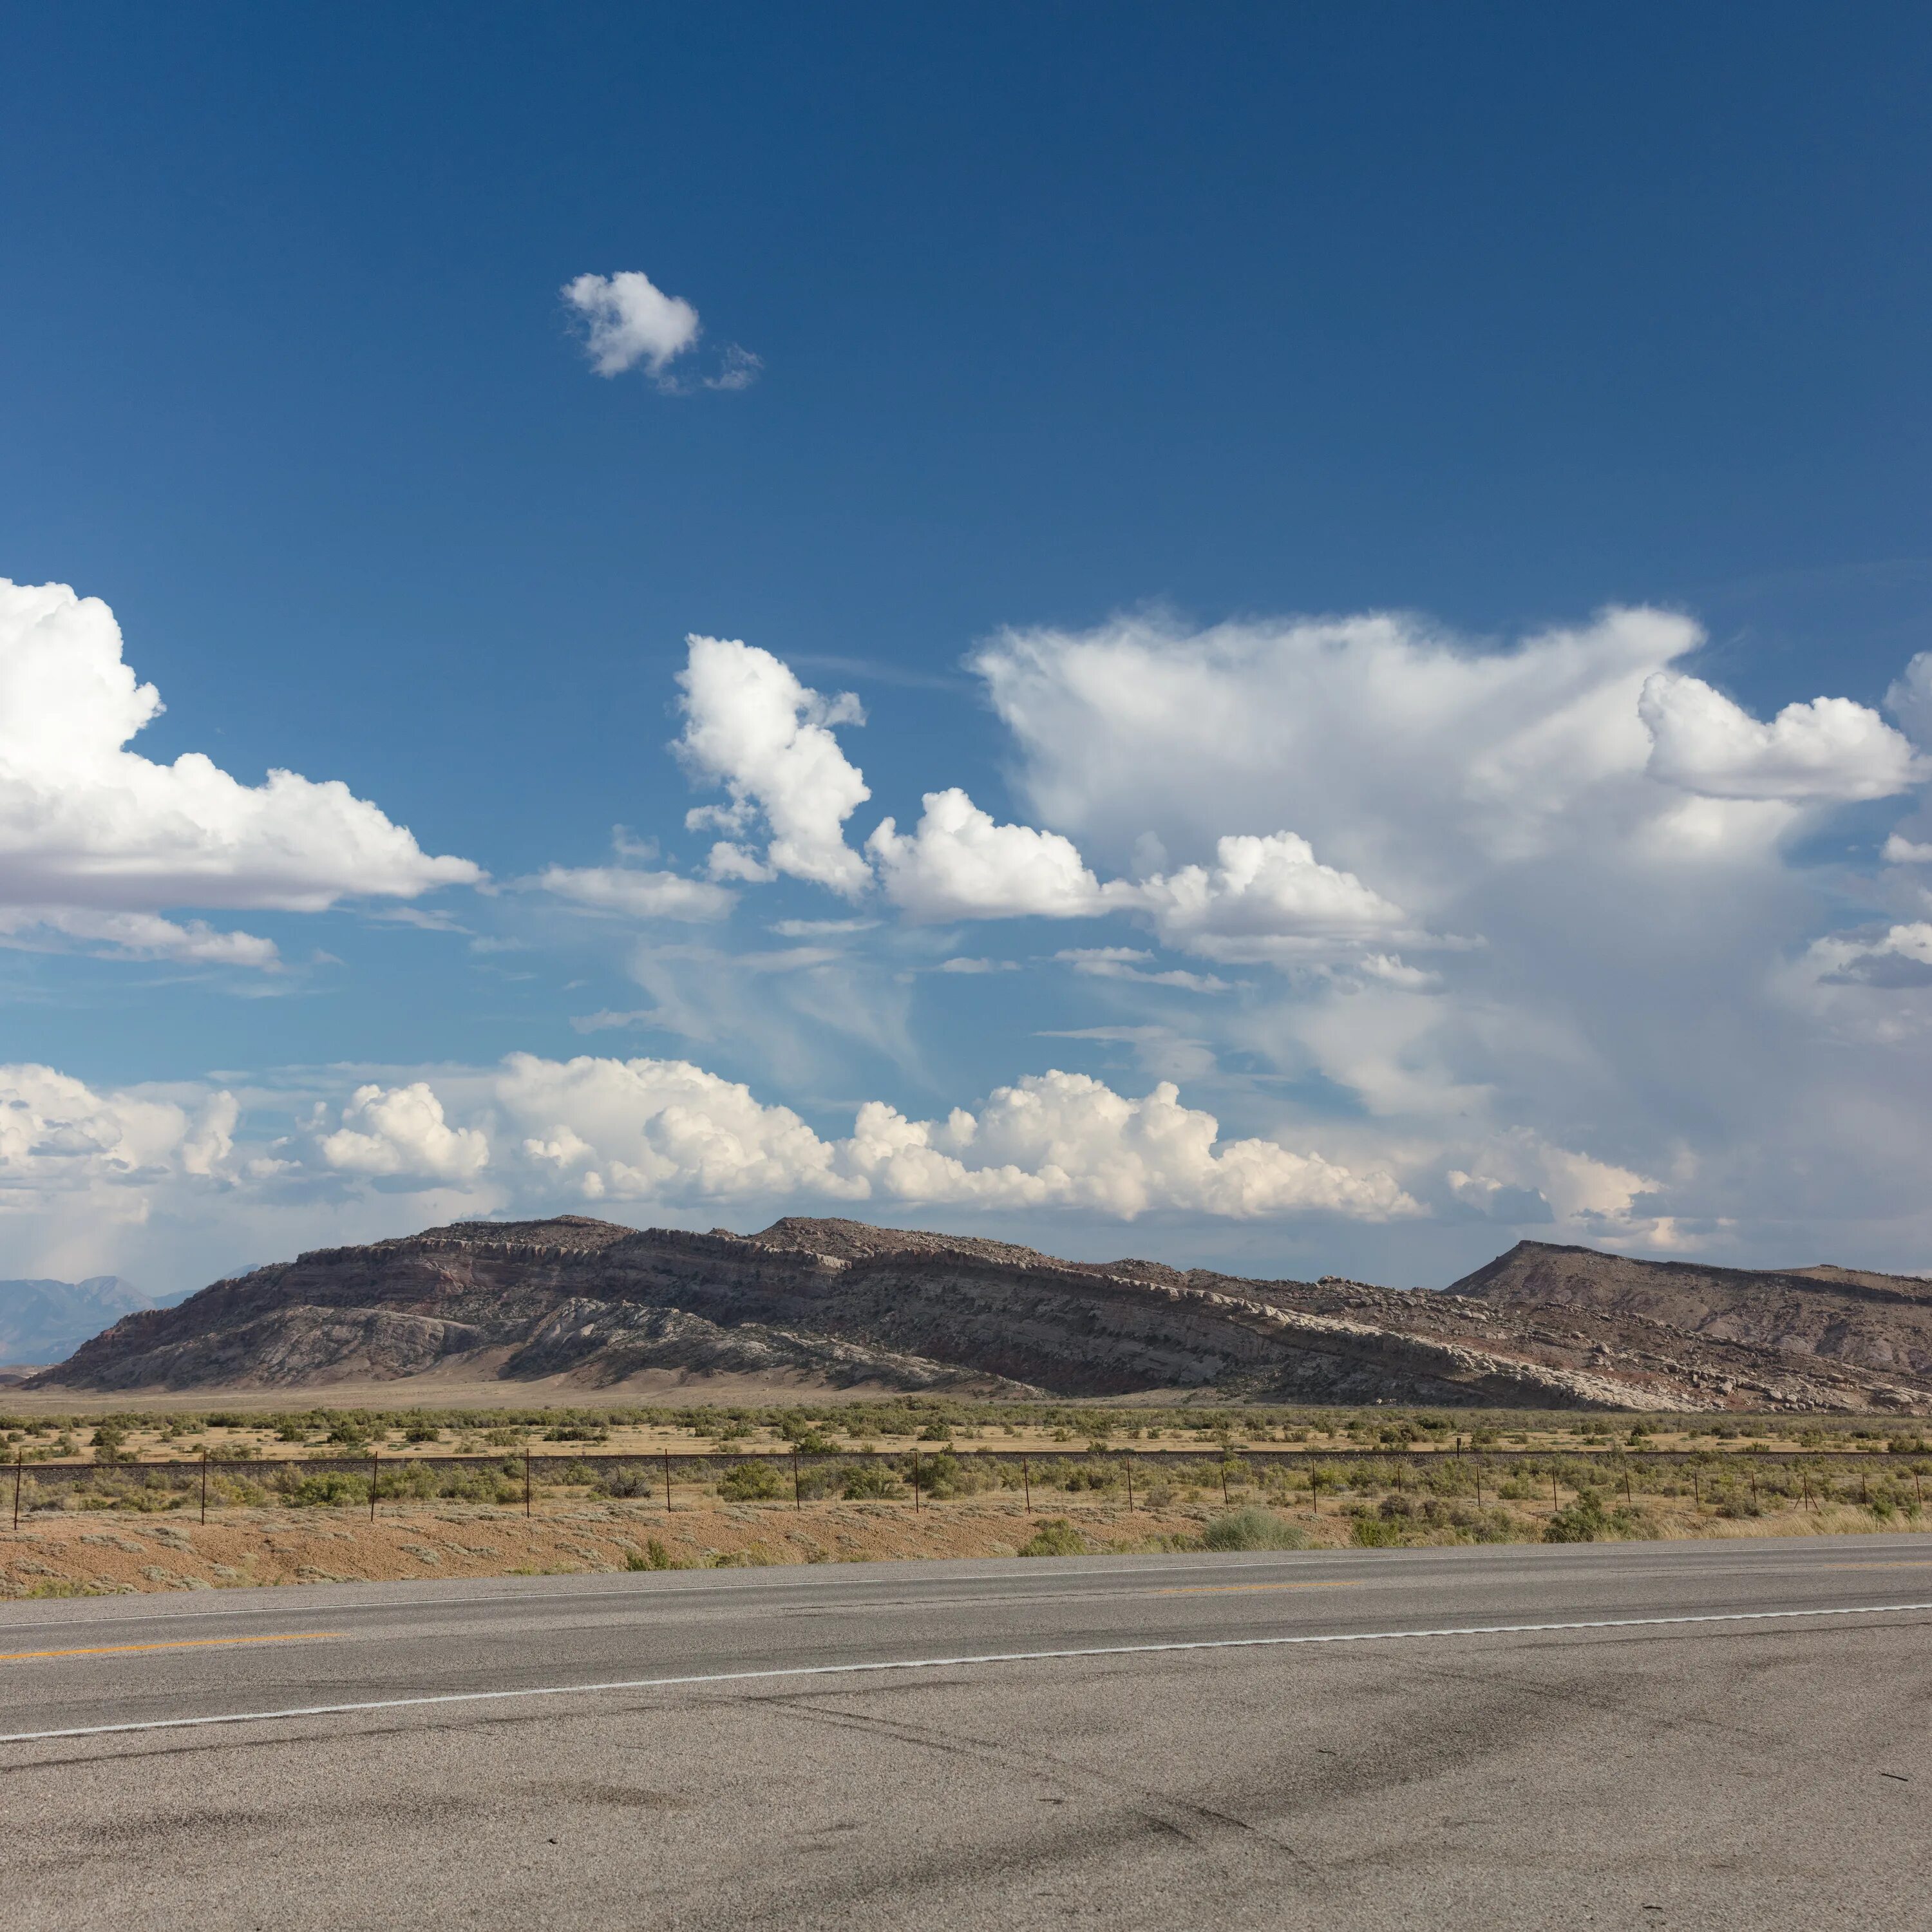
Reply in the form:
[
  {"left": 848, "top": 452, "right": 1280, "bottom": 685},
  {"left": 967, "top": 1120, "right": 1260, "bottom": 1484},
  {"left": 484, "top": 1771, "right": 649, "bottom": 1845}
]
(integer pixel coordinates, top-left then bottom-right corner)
[{"left": 27, "top": 1218, "right": 1932, "bottom": 1413}]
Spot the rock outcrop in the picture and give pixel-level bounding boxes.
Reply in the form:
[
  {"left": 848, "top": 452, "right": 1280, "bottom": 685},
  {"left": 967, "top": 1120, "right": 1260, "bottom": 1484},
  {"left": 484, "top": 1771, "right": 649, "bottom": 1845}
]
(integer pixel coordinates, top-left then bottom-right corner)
[{"left": 29, "top": 1218, "right": 1932, "bottom": 1412}]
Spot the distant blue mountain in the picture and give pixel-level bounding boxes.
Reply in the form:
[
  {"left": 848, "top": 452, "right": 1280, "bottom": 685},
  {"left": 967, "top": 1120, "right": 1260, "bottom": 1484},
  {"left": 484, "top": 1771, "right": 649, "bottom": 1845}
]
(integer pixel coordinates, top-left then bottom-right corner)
[{"left": 0, "top": 1276, "right": 177, "bottom": 1367}]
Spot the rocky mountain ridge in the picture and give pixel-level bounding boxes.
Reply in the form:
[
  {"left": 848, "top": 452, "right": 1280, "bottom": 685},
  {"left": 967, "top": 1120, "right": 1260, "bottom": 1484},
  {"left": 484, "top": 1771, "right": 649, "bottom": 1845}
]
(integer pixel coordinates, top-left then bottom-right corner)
[{"left": 30, "top": 1220, "right": 1932, "bottom": 1412}]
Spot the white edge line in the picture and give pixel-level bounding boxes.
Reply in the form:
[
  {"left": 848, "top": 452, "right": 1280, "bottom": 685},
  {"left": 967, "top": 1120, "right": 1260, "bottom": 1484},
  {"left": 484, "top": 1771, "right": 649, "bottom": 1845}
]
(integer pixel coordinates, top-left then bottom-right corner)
[{"left": 4, "top": 1600, "right": 1929, "bottom": 1747}]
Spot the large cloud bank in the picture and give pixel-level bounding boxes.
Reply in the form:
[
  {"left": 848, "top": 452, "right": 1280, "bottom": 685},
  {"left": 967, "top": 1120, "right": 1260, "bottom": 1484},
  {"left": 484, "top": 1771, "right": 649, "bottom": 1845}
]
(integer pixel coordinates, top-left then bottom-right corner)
[
  {"left": 664, "top": 611, "right": 1932, "bottom": 1265},
  {"left": 0, "top": 580, "right": 480, "bottom": 965},
  {"left": 0, "top": 1052, "right": 1416, "bottom": 1284}
]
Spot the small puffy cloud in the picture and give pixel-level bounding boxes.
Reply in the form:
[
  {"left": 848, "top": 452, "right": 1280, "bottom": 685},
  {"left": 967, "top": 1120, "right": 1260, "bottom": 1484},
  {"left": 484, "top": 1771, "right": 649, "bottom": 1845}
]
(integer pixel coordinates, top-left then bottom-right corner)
[
  {"left": 562, "top": 270, "right": 699, "bottom": 380},
  {"left": 869, "top": 788, "right": 1103, "bottom": 918},
  {"left": 534, "top": 865, "right": 735, "bottom": 923},
  {"left": 1118, "top": 832, "right": 1410, "bottom": 961},
  {"left": 1640, "top": 672, "right": 1922, "bottom": 802},
  {"left": 562, "top": 271, "right": 759, "bottom": 392},
  {"left": 676, "top": 636, "right": 872, "bottom": 895},
  {"left": 320, "top": 1084, "right": 490, "bottom": 1186},
  {"left": 0, "top": 580, "right": 479, "bottom": 965},
  {"left": 1884, "top": 833, "right": 1932, "bottom": 864}
]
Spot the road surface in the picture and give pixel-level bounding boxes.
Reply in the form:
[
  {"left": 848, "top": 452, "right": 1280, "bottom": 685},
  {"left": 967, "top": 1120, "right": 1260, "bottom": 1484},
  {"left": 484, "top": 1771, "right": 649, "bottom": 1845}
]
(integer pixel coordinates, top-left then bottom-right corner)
[{"left": 3, "top": 1534, "right": 1929, "bottom": 1928}]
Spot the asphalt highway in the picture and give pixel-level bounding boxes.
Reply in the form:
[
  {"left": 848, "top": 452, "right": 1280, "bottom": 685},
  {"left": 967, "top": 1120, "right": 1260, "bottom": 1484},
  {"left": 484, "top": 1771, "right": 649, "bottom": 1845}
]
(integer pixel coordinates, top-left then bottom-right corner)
[{"left": 3, "top": 1535, "right": 1929, "bottom": 1928}]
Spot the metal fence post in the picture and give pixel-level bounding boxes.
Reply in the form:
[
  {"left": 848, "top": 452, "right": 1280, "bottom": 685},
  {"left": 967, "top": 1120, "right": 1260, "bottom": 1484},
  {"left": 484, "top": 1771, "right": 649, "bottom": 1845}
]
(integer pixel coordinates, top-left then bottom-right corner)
[
  {"left": 793, "top": 1446, "right": 801, "bottom": 1510},
  {"left": 524, "top": 1450, "right": 532, "bottom": 1519},
  {"left": 1022, "top": 1457, "right": 1030, "bottom": 1511},
  {"left": 912, "top": 1449, "right": 921, "bottom": 1511},
  {"left": 1550, "top": 1469, "right": 1558, "bottom": 1510},
  {"left": 201, "top": 1450, "right": 209, "bottom": 1526},
  {"left": 1220, "top": 1460, "right": 1229, "bottom": 1506},
  {"left": 663, "top": 1447, "right": 672, "bottom": 1512},
  {"left": 370, "top": 1450, "right": 378, "bottom": 1522},
  {"left": 1124, "top": 1454, "right": 1133, "bottom": 1513},
  {"left": 12, "top": 1450, "right": 21, "bottom": 1531}
]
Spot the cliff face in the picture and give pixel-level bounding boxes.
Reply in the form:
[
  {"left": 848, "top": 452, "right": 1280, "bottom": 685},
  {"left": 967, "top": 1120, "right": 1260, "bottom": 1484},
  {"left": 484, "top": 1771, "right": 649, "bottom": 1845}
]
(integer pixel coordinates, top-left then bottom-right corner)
[
  {"left": 1450, "top": 1243, "right": 1932, "bottom": 1383},
  {"left": 31, "top": 1218, "right": 1932, "bottom": 1412}
]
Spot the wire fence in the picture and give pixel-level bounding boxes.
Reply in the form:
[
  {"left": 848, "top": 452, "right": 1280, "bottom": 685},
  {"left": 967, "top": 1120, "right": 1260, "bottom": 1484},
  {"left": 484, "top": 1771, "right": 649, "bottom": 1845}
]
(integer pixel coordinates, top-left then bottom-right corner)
[{"left": 10, "top": 1441, "right": 1932, "bottom": 1528}]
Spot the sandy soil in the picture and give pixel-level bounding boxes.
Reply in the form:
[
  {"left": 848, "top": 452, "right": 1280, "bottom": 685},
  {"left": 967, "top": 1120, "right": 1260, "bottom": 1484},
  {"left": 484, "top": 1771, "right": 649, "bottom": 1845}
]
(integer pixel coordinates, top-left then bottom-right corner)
[
  {"left": 0, "top": 1371, "right": 1070, "bottom": 1416},
  {"left": 0, "top": 1497, "right": 1208, "bottom": 1596},
  {"left": 2, "top": 1493, "right": 1926, "bottom": 1600}
]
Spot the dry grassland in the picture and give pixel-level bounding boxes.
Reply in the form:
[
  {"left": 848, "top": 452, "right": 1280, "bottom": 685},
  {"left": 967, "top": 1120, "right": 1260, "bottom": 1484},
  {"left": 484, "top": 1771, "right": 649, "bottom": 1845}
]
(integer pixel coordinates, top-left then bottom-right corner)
[{"left": 3, "top": 1489, "right": 1926, "bottom": 1600}]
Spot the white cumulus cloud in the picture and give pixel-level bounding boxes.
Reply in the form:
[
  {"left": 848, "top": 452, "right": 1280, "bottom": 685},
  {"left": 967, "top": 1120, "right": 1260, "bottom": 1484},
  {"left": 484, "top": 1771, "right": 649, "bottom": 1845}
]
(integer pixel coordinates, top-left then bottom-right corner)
[
  {"left": 1640, "top": 672, "right": 1922, "bottom": 801},
  {"left": 869, "top": 788, "right": 1104, "bottom": 918},
  {"left": 676, "top": 636, "right": 872, "bottom": 895},
  {"left": 960, "top": 604, "right": 1932, "bottom": 1262},
  {"left": 1120, "top": 831, "right": 1410, "bottom": 961},
  {"left": 562, "top": 270, "right": 700, "bottom": 379},
  {"left": 497, "top": 1051, "right": 1413, "bottom": 1220},
  {"left": 562, "top": 270, "right": 759, "bottom": 391},
  {"left": 0, "top": 580, "right": 480, "bottom": 965},
  {"left": 868, "top": 788, "right": 1406, "bottom": 962},
  {"left": 320, "top": 1083, "right": 491, "bottom": 1186}
]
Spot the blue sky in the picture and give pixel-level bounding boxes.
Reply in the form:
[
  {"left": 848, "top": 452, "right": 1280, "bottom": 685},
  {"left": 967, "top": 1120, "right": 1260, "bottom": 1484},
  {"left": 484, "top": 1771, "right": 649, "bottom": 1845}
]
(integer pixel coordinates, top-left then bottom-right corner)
[{"left": 6, "top": 3, "right": 1932, "bottom": 1296}]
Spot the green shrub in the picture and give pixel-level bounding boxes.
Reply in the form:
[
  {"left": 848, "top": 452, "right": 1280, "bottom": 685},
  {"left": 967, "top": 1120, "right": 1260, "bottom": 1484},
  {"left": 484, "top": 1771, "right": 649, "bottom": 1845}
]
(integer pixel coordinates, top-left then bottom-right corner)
[
  {"left": 1200, "top": 1506, "right": 1310, "bottom": 1551},
  {"left": 719, "top": 1459, "right": 783, "bottom": 1501},
  {"left": 1350, "top": 1513, "right": 1406, "bottom": 1547},
  {"left": 1019, "top": 1518, "right": 1090, "bottom": 1557},
  {"left": 840, "top": 1462, "right": 905, "bottom": 1500},
  {"left": 1544, "top": 1492, "right": 1645, "bottom": 1542},
  {"left": 625, "top": 1538, "right": 677, "bottom": 1571},
  {"left": 598, "top": 1464, "right": 659, "bottom": 1499},
  {"left": 276, "top": 1470, "right": 370, "bottom": 1508}
]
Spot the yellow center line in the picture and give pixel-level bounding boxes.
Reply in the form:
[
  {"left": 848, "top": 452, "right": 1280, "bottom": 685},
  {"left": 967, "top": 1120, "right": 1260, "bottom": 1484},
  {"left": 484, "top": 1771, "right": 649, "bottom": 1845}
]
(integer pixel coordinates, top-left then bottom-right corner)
[
  {"left": 0, "top": 1633, "right": 343, "bottom": 1664},
  {"left": 1815, "top": 1560, "right": 1932, "bottom": 1571},
  {"left": 1155, "top": 1580, "right": 1364, "bottom": 1596}
]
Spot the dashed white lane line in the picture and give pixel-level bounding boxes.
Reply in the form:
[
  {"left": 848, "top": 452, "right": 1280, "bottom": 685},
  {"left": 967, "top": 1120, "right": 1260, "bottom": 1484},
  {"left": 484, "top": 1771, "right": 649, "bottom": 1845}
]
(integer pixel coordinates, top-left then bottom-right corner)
[{"left": 3, "top": 1598, "right": 1928, "bottom": 1747}]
